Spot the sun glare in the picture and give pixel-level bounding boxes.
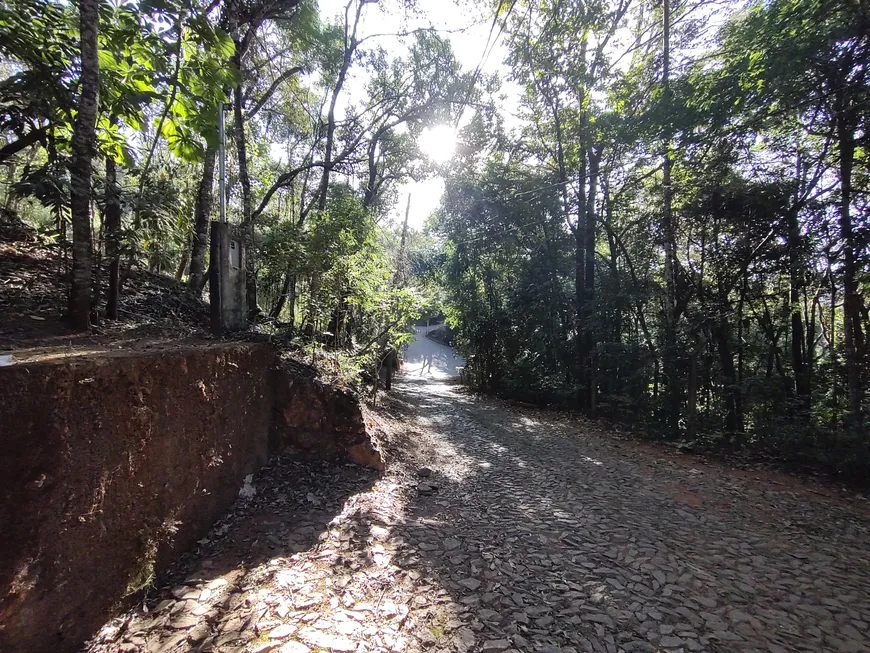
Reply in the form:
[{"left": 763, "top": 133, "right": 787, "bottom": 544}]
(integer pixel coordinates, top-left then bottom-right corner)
[{"left": 419, "top": 125, "right": 457, "bottom": 165}]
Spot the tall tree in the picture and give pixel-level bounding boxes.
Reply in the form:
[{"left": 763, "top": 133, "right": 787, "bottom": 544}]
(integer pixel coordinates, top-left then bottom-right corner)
[
  {"left": 104, "top": 148, "right": 122, "bottom": 319},
  {"left": 188, "top": 148, "right": 217, "bottom": 292},
  {"left": 660, "top": 0, "right": 680, "bottom": 433},
  {"left": 68, "top": 0, "right": 100, "bottom": 330}
]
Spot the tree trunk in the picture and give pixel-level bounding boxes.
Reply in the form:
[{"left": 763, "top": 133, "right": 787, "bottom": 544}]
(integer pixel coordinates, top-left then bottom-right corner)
[
  {"left": 4, "top": 162, "right": 16, "bottom": 209},
  {"left": 188, "top": 147, "right": 216, "bottom": 293},
  {"left": 715, "top": 312, "right": 739, "bottom": 434},
  {"left": 272, "top": 267, "right": 294, "bottom": 319},
  {"left": 328, "top": 288, "right": 346, "bottom": 348},
  {"left": 604, "top": 197, "right": 621, "bottom": 397},
  {"left": 287, "top": 274, "right": 297, "bottom": 326},
  {"left": 104, "top": 154, "right": 122, "bottom": 320},
  {"left": 233, "top": 78, "right": 257, "bottom": 317},
  {"left": 174, "top": 241, "right": 189, "bottom": 281},
  {"left": 686, "top": 342, "right": 699, "bottom": 441},
  {"left": 574, "top": 223, "right": 585, "bottom": 392},
  {"left": 584, "top": 146, "right": 600, "bottom": 414},
  {"left": 836, "top": 97, "right": 864, "bottom": 426},
  {"left": 574, "top": 146, "right": 588, "bottom": 398},
  {"left": 93, "top": 198, "right": 103, "bottom": 321},
  {"left": 604, "top": 185, "right": 622, "bottom": 346},
  {"left": 829, "top": 266, "right": 838, "bottom": 426},
  {"left": 68, "top": 0, "right": 100, "bottom": 331},
  {"left": 303, "top": 272, "right": 322, "bottom": 334},
  {"left": 805, "top": 291, "right": 817, "bottom": 389},
  {"left": 316, "top": 20, "right": 356, "bottom": 212},
  {"left": 736, "top": 274, "right": 747, "bottom": 433},
  {"left": 787, "top": 206, "right": 810, "bottom": 405},
  {"left": 661, "top": 0, "right": 680, "bottom": 434},
  {"left": 363, "top": 134, "right": 381, "bottom": 209}
]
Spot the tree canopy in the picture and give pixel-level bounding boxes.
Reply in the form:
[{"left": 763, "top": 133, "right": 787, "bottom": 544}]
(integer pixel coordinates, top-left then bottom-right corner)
[
  {"left": 1, "top": 0, "right": 867, "bottom": 477},
  {"left": 435, "top": 0, "right": 869, "bottom": 478}
]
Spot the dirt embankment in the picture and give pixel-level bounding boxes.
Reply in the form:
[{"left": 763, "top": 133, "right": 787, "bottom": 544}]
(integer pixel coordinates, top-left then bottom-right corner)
[
  {"left": 0, "top": 342, "right": 382, "bottom": 652},
  {"left": 0, "top": 215, "right": 210, "bottom": 349}
]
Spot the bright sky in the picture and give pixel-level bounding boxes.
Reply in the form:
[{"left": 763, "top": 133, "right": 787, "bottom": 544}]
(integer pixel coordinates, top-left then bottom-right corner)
[
  {"left": 275, "top": 1, "right": 731, "bottom": 231},
  {"left": 316, "top": 0, "right": 518, "bottom": 229}
]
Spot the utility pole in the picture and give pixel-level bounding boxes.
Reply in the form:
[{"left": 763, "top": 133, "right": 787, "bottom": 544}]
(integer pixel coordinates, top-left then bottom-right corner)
[
  {"left": 399, "top": 193, "right": 411, "bottom": 253},
  {"left": 218, "top": 100, "right": 227, "bottom": 223},
  {"left": 395, "top": 193, "right": 411, "bottom": 287},
  {"left": 209, "top": 99, "right": 246, "bottom": 333}
]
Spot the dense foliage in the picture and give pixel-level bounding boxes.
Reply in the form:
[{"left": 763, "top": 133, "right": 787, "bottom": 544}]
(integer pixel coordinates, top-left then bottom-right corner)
[
  {"left": 0, "top": 0, "right": 473, "bottom": 383},
  {"left": 437, "top": 0, "right": 869, "bottom": 478},
  {"left": 2, "top": 0, "right": 868, "bottom": 475}
]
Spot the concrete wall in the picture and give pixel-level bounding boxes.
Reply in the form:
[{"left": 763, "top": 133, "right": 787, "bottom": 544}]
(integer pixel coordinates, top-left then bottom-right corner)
[{"left": 0, "top": 343, "right": 276, "bottom": 651}]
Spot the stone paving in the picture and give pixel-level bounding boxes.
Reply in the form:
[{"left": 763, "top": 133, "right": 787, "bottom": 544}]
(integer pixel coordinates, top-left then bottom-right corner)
[{"left": 88, "top": 376, "right": 870, "bottom": 653}]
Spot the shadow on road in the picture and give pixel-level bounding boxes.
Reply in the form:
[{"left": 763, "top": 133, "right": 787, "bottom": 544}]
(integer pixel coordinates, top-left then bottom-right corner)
[
  {"left": 85, "top": 457, "right": 379, "bottom": 652},
  {"left": 87, "top": 371, "right": 870, "bottom": 653},
  {"left": 379, "top": 373, "right": 870, "bottom": 653}
]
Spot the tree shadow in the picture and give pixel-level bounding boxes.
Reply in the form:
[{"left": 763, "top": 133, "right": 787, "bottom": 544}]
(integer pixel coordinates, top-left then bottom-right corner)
[
  {"left": 85, "top": 455, "right": 379, "bottom": 652},
  {"left": 374, "top": 376, "right": 870, "bottom": 653},
  {"left": 87, "top": 376, "right": 870, "bottom": 653}
]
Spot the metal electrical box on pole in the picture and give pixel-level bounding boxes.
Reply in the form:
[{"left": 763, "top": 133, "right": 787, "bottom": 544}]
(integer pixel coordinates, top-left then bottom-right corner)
[{"left": 209, "top": 100, "right": 247, "bottom": 334}]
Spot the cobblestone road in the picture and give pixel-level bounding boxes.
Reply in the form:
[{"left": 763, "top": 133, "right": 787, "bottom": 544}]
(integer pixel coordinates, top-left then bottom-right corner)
[{"left": 89, "top": 375, "right": 870, "bottom": 653}]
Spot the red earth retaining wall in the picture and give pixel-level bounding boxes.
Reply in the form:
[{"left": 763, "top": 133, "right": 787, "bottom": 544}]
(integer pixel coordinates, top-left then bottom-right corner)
[
  {"left": 0, "top": 341, "right": 381, "bottom": 651},
  {"left": 0, "top": 343, "right": 276, "bottom": 651},
  {"left": 0, "top": 343, "right": 383, "bottom": 653},
  {"left": 273, "top": 356, "right": 384, "bottom": 471}
]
